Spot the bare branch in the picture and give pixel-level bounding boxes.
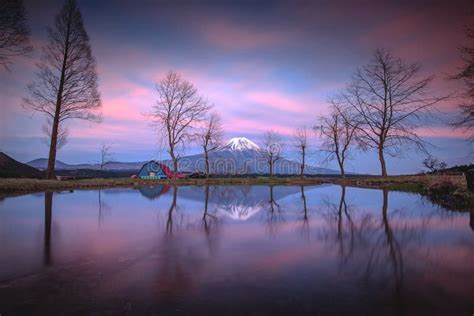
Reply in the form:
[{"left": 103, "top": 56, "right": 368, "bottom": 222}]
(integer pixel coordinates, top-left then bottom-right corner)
[
  {"left": 23, "top": 0, "right": 101, "bottom": 179},
  {"left": 315, "top": 102, "right": 358, "bottom": 178},
  {"left": 197, "top": 111, "right": 224, "bottom": 177},
  {"left": 293, "top": 126, "right": 308, "bottom": 177},
  {"left": 451, "top": 26, "right": 474, "bottom": 148},
  {"left": 339, "top": 48, "right": 446, "bottom": 176},
  {"left": 262, "top": 130, "right": 283, "bottom": 177},
  {"left": 99, "top": 143, "right": 114, "bottom": 171},
  {"left": 0, "top": 0, "right": 32, "bottom": 71},
  {"left": 149, "top": 70, "right": 211, "bottom": 178}
]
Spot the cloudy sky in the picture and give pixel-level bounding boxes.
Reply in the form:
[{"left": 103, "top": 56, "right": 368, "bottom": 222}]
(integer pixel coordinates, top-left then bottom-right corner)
[{"left": 0, "top": 0, "right": 472, "bottom": 174}]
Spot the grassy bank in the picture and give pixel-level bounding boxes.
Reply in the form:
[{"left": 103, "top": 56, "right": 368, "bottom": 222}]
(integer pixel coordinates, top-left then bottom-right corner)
[
  {"left": 322, "top": 174, "right": 473, "bottom": 211},
  {"left": 0, "top": 174, "right": 472, "bottom": 210}
]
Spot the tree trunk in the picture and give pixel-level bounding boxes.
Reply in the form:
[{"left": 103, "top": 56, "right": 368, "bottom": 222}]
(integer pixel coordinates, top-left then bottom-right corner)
[
  {"left": 46, "top": 16, "right": 71, "bottom": 180},
  {"left": 204, "top": 149, "right": 209, "bottom": 178},
  {"left": 169, "top": 146, "right": 177, "bottom": 180},
  {"left": 378, "top": 146, "right": 388, "bottom": 177},
  {"left": 300, "top": 147, "right": 305, "bottom": 177},
  {"left": 269, "top": 160, "right": 273, "bottom": 177},
  {"left": 337, "top": 158, "right": 345, "bottom": 178},
  {"left": 46, "top": 115, "right": 60, "bottom": 179}
]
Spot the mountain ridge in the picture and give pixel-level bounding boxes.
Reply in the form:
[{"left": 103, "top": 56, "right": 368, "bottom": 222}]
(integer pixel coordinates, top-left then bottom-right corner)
[{"left": 26, "top": 137, "right": 343, "bottom": 175}]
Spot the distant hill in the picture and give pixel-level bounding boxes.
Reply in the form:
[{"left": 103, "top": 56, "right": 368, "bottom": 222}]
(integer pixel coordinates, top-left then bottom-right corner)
[
  {"left": 0, "top": 152, "right": 43, "bottom": 178},
  {"left": 27, "top": 158, "right": 146, "bottom": 171},
  {"left": 27, "top": 158, "right": 73, "bottom": 170}
]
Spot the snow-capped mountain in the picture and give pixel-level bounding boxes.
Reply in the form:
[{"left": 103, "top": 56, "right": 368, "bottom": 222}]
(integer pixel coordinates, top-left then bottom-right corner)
[
  {"left": 220, "top": 137, "right": 260, "bottom": 151},
  {"left": 175, "top": 136, "right": 341, "bottom": 175}
]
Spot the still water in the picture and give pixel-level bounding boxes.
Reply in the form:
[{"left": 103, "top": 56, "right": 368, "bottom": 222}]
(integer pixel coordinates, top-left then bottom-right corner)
[{"left": 0, "top": 185, "right": 473, "bottom": 315}]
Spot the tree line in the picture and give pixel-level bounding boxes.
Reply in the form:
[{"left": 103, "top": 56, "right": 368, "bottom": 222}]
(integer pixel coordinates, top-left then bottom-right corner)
[{"left": 1, "top": 0, "right": 473, "bottom": 179}]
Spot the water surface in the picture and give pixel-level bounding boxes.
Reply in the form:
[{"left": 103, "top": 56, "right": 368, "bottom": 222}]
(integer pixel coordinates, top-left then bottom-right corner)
[{"left": 0, "top": 185, "right": 473, "bottom": 315}]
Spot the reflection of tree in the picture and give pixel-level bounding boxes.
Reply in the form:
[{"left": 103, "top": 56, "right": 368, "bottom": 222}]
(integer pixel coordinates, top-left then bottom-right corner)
[
  {"left": 152, "top": 186, "right": 208, "bottom": 303},
  {"left": 202, "top": 186, "right": 219, "bottom": 255},
  {"left": 166, "top": 186, "right": 178, "bottom": 235},
  {"left": 320, "top": 187, "right": 433, "bottom": 311},
  {"left": 44, "top": 192, "right": 53, "bottom": 266},
  {"left": 321, "top": 186, "right": 355, "bottom": 264},
  {"left": 383, "top": 190, "right": 405, "bottom": 313},
  {"left": 336, "top": 186, "right": 355, "bottom": 263},
  {"left": 265, "top": 185, "right": 283, "bottom": 235},
  {"left": 97, "top": 190, "right": 111, "bottom": 227},
  {"left": 299, "top": 186, "right": 310, "bottom": 240}
]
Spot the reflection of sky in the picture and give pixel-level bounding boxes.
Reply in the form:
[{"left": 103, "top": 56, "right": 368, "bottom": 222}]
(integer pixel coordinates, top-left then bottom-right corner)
[{"left": 0, "top": 0, "right": 473, "bottom": 174}]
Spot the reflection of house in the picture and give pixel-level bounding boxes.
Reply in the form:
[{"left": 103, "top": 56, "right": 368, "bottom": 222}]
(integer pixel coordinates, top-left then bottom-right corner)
[
  {"left": 137, "top": 161, "right": 185, "bottom": 179},
  {"left": 139, "top": 185, "right": 171, "bottom": 200}
]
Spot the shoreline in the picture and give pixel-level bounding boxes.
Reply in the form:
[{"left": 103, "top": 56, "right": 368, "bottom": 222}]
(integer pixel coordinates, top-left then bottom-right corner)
[{"left": 1, "top": 175, "right": 472, "bottom": 210}]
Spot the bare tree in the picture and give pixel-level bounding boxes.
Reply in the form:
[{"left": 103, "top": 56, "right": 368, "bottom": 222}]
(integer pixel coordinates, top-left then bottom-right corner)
[
  {"left": 452, "top": 26, "right": 474, "bottom": 147},
  {"left": 198, "top": 111, "right": 224, "bottom": 178},
  {"left": 315, "top": 104, "right": 358, "bottom": 178},
  {"left": 150, "top": 71, "right": 210, "bottom": 179},
  {"left": 262, "top": 130, "right": 283, "bottom": 177},
  {"left": 99, "top": 143, "right": 113, "bottom": 171},
  {"left": 0, "top": 0, "right": 32, "bottom": 71},
  {"left": 341, "top": 49, "right": 447, "bottom": 176},
  {"left": 23, "top": 0, "right": 101, "bottom": 179},
  {"left": 422, "top": 155, "right": 447, "bottom": 173},
  {"left": 42, "top": 118, "right": 68, "bottom": 151},
  {"left": 293, "top": 126, "right": 308, "bottom": 177}
]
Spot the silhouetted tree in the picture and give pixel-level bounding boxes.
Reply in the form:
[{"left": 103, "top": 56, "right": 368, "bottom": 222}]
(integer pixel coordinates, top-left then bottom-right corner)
[
  {"left": 422, "top": 155, "right": 447, "bottom": 173},
  {"left": 150, "top": 71, "right": 210, "bottom": 179},
  {"left": 315, "top": 104, "right": 357, "bottom": 178},
  {"left": 198, "top": 111, "right": 223, "bottom": 178},
  {"left": 23, "top": 0, "right": 101, "bottom": 179},
  {"left": 452, "top": 26, "right": 474, "bottom": 147},
  {"left": 99, "top": 143, "right": 113, "bottom": 172},
  {"left": 263, "top": 130, "right": 283, "bottom": 177},
  {"left": 293, "top": 126, "right": 308, "bottom": 177},
  {"left": 0, "top": 0, "right": 31, "bottom": 71},
  {"left": 341, "top": 49, "right": 446, "bottom": 176}
]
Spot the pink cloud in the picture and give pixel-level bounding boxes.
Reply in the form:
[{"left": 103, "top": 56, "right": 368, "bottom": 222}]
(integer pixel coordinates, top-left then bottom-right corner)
[
  {"left": 198, "top": 19, "right": 298, "bottom": 50},
  {"left": 415, "top": 127, "right": 473, "bottom": 139},
  {"left": 245, "top": 91, "right": 309, "bottom": 113}
]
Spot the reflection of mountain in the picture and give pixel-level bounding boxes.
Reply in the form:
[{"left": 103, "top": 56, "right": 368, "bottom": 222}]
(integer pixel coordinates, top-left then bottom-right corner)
[
  {"left": 139, "top": 185, "right": 171, "bottom": 200},
  {"left": 178, "top": 185, "right": 322, "bottom": 221}
]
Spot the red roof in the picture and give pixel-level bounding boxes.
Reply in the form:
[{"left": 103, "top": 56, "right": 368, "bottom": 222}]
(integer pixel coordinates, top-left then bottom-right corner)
[{"left": 156, "top": 162, "right": 187, "bottom": 178}]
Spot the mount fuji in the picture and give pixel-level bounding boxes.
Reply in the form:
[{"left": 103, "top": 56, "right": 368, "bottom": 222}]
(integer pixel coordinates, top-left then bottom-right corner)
[{"left": 174, "top": 137, "right": 340, "bottom": 175}]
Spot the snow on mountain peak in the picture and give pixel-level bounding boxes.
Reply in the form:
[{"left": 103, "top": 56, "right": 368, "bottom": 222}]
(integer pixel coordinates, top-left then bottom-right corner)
[{"left": 222, "top": 137, "right": 260, "bottom": 151}]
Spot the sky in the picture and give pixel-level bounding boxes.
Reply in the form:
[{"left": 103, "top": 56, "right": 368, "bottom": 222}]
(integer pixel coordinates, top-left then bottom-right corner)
[{"left": 0, "top": 0, "right": 473, "bottom": 174}]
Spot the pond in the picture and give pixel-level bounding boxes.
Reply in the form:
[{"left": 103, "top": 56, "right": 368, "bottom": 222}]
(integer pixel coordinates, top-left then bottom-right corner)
[{"left": 0, "top": 185, "right": 473, "bottom": 315}]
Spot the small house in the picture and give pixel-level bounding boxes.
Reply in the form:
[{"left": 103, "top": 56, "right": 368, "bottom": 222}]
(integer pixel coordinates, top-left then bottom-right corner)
[{"left": 137, "top": 161, "right": 186, "bottom": 179}]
